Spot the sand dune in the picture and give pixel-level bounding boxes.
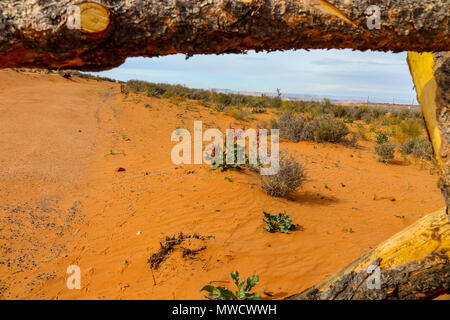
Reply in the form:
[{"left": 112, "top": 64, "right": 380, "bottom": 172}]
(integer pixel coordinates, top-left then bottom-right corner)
[{"left": 0, "top": 70, "right": 444, "bottom": 299}]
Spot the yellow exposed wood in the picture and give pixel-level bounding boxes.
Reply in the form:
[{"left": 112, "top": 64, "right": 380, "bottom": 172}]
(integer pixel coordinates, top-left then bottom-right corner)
[
  {"left": 407, "top": 52, "right": 444, "bottom": 171},
  {"left": 78, "top": 2, "right": 110, "bottom": 33},
  {"left": 313, "top": 207, "right": 449, "bottom": 292},
  {"left": 316, "top": 0, "right": 356, "bottom": 27}
]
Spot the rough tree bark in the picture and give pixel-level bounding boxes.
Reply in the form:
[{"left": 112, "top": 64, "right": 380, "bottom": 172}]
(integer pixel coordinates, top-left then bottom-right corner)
[
  {"left": 0, "top": 0, "right": 448, "bottom": 300},
  {"left": 408, "top": 52, "right": 450, "bottom": 210},
  {"left": 286, "top": 208, "right": 449, "bottom": 300},
  {"left": 0, "top": 0, "right": 448, "bottom": 70}
]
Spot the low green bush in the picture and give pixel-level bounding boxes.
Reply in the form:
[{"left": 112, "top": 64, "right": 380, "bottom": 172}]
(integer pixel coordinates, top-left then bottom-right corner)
[
  {"left": 263, "top": 211, "right": 297, "bottom": 233},
  {"left": 400, "top": 138, "right": 433, "bottom": 160},
  {"left": 201, "top": 271, "right": 261, "bottom": 300},
  {"left": 374, "top": 141, "right": 395, "bottom": 163},
  {"left": 375, "top": 132, "right": 389, "bottom": 144},
  {"left": 313, "top": 117, "right": 349, "bottom": 143}
]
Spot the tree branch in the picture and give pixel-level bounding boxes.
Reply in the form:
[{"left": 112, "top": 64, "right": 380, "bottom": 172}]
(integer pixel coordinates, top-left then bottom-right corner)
[{"left": 0, "top": 0, "right": 448, "bottom": 70}]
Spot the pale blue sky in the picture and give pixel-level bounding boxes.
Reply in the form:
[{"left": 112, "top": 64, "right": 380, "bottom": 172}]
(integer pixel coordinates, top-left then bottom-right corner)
[{"left": 93, "top": 49, "right": 418, "bottom": 105}]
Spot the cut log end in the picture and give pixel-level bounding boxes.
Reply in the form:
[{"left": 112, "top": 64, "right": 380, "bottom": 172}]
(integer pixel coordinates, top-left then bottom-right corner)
[
  {"left": 0, "top": 0, "right": 448, "bottom": 70},
  {"left": 78, "top": 2, "right": 110, "bottom": 33}
]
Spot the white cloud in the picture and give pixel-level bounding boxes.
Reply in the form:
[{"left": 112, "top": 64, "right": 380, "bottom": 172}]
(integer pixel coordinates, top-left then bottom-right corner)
[{"left": 94, "top": 49, "right": 418, "bottom": 104}]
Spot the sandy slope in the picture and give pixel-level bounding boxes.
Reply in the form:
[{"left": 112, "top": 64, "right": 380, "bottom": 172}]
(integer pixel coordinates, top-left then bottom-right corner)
[{"left": 0, "top": 70, "right": 445, "bottom": 300}]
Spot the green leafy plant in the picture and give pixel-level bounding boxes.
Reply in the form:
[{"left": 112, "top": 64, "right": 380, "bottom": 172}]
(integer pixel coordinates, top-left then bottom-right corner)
[
  {"left": 201, "top": 271, "right": 261, "bottom": 300},
  {"left": 263, "top": 211, "right": 297, "bottom": 233},
  {"left": 147, "top": 90, "right": 159, "bottom": 97},
  {"left": 375, "top": 132, "right": 389, "bottom": 145},
  {"left": 207, "top": 134, "right": 261, "bottom": 172},
  {"left": 214, "top": 105, "right": 226, "bottom": 112},
  {"left": 344, "top": 118, "right": 354, "bottom": 124},
  {"left": 251, "top": 106, "right": 267, "bottom": 114}
]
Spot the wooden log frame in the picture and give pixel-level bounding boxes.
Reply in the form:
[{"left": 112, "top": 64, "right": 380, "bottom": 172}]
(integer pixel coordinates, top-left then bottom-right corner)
[
  {"left": 0, "top": 0, "right": 448, "bottom": 70},
  {"left": 408, "top": 52, "right": 450, "bottom": 211},
  {"left": 0, "top": 0, "right": 448, "bottom": 299}
]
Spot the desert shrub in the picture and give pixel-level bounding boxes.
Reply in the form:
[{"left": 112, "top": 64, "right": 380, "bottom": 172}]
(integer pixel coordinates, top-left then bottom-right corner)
[
  {"left": 392, "top": 109, "right": 421, "bottom": 121},
  {"left": 357, "top": 127, "right": 369, "bottom": 141},
  {"left": 125, "top": 79, "right": 150, "bottom": 92},
  {"left": 257, "top": 118, "right": 278, "bottom": 131},
  {"left": 263, "top": 211, "right": 297, "bottom": 233},
  {"left": 65, "top": 70, "right": 115, "bottom": 82},
  {"left": 120, "top": 83, "right": 129, "bottom": 94},
  {"left": 169, "top": 96, "right": 186, "bottom": 105},
  {"left": 362, "top": 113, "right": 374, "bottom": 124},
  {"left": 329, "top": 104, "right": 350, "bottom": 118},
  {"left": 344, "top": 118, "right": 354, "bottom": 124},
  {"left": 375, "top": 132, "right": 389, "bottom": 144},
  {"left": 386, "top": 115, "right": 402, "bottom": 125},
  {"left": 302, "top": 120, "right": 319, "bottom": 141},
  {"left": 147, "top": 90, "right": 159, "bottom": 97},
  {"left": 380, "top": 116, "right": 390, "bottom": 126},
  {"left": 313, "top": 117, "right": 349, "bottom": 143},
  {"left": 226, "top": 107, "right": 250, "bottom": 121},
  {"left": 269, "top": 96, "right": 282, "bottom": 109},
  {"left": 344, "top": 131, "right": 359, "bottom": 147},
  {"left": 270, "top": 118, "right": 279, "bottom": 130},
  {"left": 277, "top": 112, "right": 306, "bottom": 142},
  {"left": 257, "top": 119, "right": 270, "bottom": 130},
  {"left": 399, "top": 120, "right": 422, "bottom": 139},
  {"left": 350, "top": 106, "right": 371, "bottom": 121},
  {"left": 201, "top": 271, "right": 261, "bottom": 300},
  {"left": 371, "top": 108, "right": 387, "bottom": 119},
  {"left": 400, "top": 138, "right": 433, "bottom": 160},
  {"left": 214, "top": 105, "right": 225, "bottom": 112},
  {"left": 251, "top": 106, "right": 267, "bottom": 114},
  {"left": 280, "top": 100, "right": 307, "bottom": 114},
  {"left": 399, "top": 138, "right": 417, "bottom": 155},
  {"left": 374, "top": 141, "right": 395, "bottom": 163},
  {"left": 208, "top": 135, "right": 261, "bottom": 172},
  {"left": 261, "top": 152, "right": 306, "bottom": 197}
]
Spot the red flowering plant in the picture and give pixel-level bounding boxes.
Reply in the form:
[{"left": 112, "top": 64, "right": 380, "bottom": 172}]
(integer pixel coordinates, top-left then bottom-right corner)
[{"left": 205, "top": 125, "right": 262, "bottom": 172}]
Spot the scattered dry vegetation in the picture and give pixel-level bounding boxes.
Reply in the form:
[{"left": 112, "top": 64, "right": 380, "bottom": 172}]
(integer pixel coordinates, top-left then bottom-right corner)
[
  {"left": 261, "top": 152, "right": 306, "bottom": 197},
  {"left": 375, "top": 141, "right": 396, "bottom": 163},
  {"left": 148, "top": 233, "right": 214, "bottom": 270},
  {"left": 400, "top": 138, "right": 433, "bottom": 160},
  {"left": 121, "top": 78, "right": 432, "bottom": 167}
]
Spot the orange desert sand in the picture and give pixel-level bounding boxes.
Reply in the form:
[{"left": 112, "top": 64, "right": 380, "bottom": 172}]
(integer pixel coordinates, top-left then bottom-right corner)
[{"left": 0, "top": 69, "right": 445, "bottom": 300}]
